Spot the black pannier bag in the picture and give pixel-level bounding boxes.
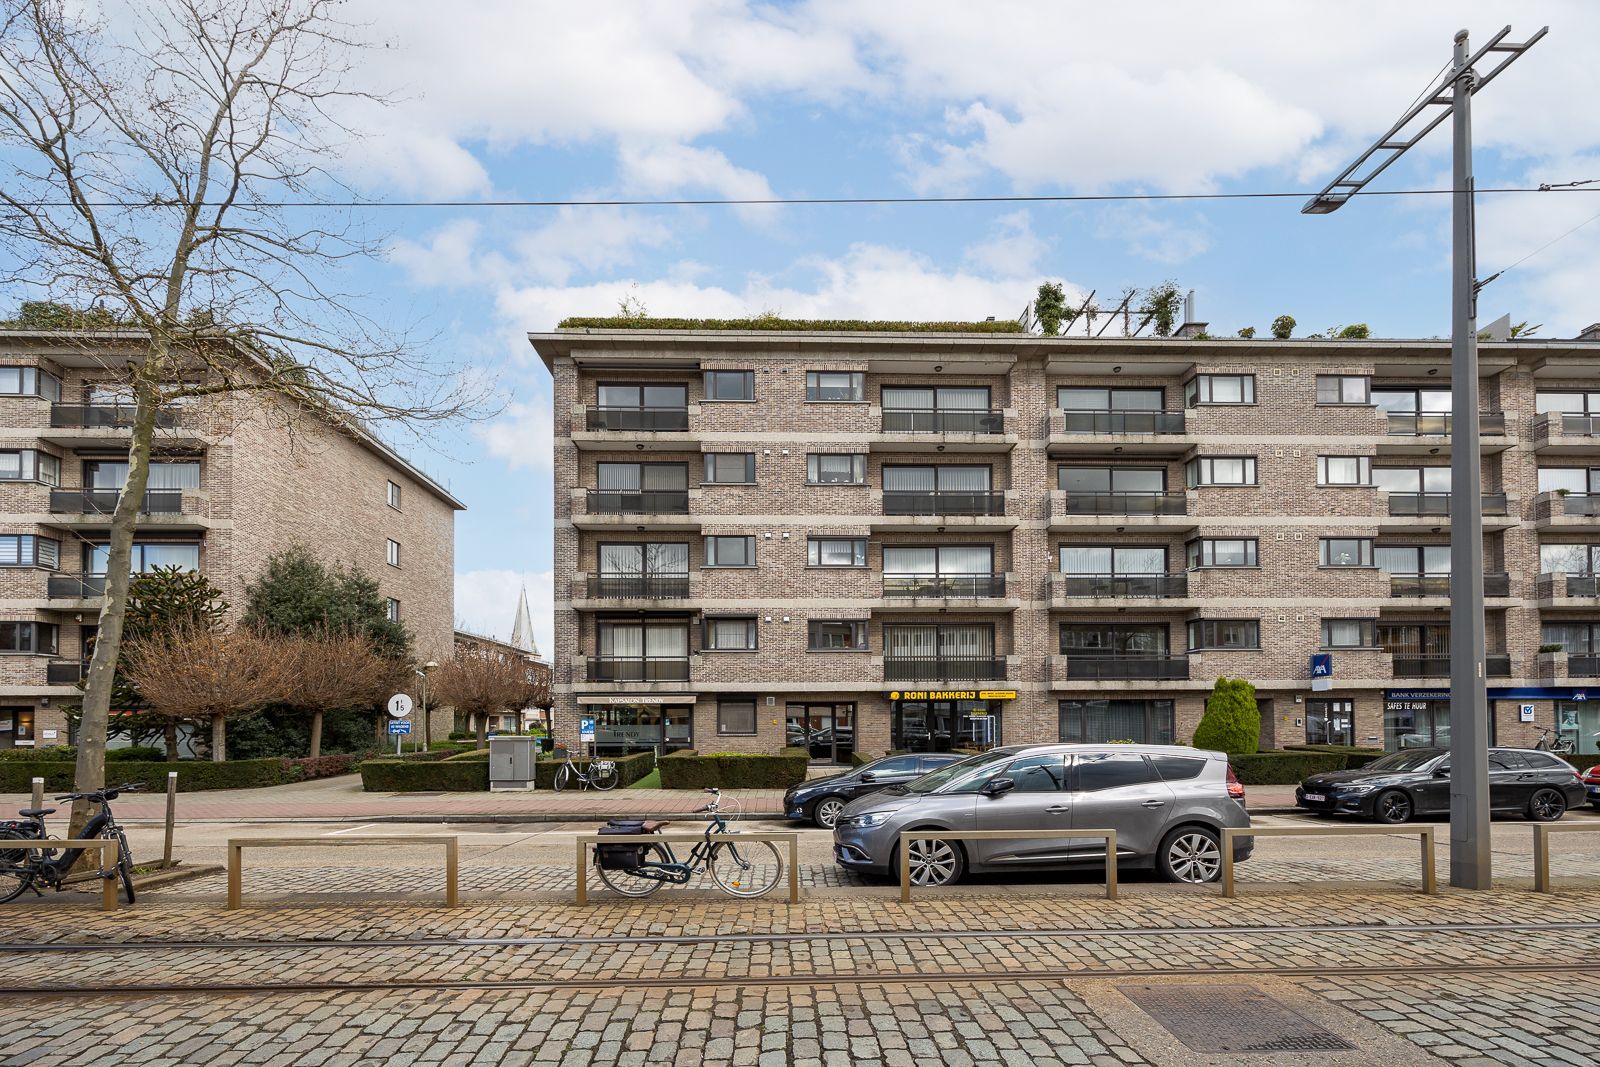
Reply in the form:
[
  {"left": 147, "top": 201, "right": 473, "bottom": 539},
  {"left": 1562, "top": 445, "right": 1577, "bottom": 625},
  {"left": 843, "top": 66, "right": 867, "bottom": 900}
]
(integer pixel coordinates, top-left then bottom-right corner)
[{"left": 595, "top": 819, "right": 649, "bottom": 871}]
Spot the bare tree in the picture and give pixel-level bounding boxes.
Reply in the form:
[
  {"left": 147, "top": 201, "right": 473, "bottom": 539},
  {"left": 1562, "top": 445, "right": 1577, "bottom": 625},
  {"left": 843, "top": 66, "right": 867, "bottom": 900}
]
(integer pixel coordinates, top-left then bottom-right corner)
[
  {"left": 280, "top": 630, "right": 405, "bottom": 758},
  {"left": 119, "top": 626, "right": 297, "bottom": 761},
  {"left": 431, "top": 648, "right": 546, "bottom": 748},
  {"left": 0, "top": 2, "right": 486, "bottom": 829}
]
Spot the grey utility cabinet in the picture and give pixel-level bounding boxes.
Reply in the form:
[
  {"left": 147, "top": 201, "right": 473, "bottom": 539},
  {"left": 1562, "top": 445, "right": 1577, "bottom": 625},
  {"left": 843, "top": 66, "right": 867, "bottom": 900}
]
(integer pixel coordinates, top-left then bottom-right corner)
[{"left": 489, "top": 736, "right": 537, "bottom": 791}]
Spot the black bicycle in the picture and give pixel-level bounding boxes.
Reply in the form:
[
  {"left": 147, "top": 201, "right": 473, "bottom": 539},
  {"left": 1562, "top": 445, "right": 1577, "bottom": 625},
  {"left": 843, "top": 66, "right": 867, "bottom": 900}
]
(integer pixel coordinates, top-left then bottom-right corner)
[
  {"left": 0, "top": 784, "right": 140, "bottom": 905},
  {"left": 592, "top": 787, "right": 784, "bottom": 898}
]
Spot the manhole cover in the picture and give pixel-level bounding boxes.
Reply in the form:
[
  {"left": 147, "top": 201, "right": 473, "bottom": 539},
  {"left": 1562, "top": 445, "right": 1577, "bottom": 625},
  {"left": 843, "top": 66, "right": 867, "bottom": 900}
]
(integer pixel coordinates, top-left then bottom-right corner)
[{"left": 1120, "top": 984, "right": 1356, "bottom": 1053}]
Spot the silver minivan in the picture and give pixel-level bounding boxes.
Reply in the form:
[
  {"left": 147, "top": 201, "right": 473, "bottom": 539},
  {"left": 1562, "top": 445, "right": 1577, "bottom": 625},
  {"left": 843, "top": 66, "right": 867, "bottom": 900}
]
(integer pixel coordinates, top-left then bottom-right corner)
[{"left": 832, "top": 743, "right": 1253, "bottom": 885}]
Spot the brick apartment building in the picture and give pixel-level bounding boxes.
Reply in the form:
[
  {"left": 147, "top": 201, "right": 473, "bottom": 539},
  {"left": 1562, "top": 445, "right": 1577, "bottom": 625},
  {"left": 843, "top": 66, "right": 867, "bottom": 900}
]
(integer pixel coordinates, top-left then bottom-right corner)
[
  {"left": 536, "top": 322, "right": 1600, "bottom": 765},
  {"left": 0, "top": 328, "right": 464, "bottom": 750}
]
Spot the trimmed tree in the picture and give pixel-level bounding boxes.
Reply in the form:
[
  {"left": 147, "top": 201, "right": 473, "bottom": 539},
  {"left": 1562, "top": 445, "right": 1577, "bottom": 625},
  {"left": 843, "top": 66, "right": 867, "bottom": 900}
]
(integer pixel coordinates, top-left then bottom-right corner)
[
  {"left": 431, "top": 648, "right": 547, "bottom": 748},
  {"left": 279, "top": 631, "right": 406, "bottom": 759},
  {"left": 1192, "top": 677, "right": 1262, "bottom": 755}
]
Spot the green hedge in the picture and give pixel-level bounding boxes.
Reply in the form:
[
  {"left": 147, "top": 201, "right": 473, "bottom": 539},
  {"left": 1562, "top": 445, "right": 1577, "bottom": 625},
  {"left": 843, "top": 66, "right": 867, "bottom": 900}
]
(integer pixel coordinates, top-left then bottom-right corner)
[
  {"left": 658, "top": 748, "right": 809, "bottom": 789},
  {"left": 1283, "top": 745, "right": 1387, "bottom": 770},
  {"left": 1557, "top": 753, "right": 1600, "bottom": 771},
  {"left": 0, "top": 755, "right": 360, "bottom": 793},
  {"left": 556, "top": 316, "right": 1026, "bottom": 334},
  {"left": 535, "top": 751, "right": 653, "bottom": 788},
  {"left": 357, "top": 757, "right": 489, "bottom": 792},
  {"left": 1229, "top": 752, "right": 1347, "bottom": 785}
]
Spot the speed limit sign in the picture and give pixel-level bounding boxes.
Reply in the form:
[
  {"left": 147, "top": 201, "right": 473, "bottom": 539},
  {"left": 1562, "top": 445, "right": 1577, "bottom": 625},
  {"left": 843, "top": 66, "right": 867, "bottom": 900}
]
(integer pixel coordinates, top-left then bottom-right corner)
[{"left": 387, "top": 693, "right": 414, "bottom": 718}]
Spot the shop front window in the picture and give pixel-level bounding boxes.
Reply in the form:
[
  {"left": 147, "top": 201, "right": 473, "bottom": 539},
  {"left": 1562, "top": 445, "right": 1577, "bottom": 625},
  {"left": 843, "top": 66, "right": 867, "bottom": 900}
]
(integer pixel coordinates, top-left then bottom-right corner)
[
  {"left": 1306, "top": 700, "right": 1354, "bottom": 746},
  {"left": 0, "top": 708, "right": 34, "bottom": 748},
  {"left": 1384, "top": 698, "right": 1448, "bottom": 751},
  {"left": 588, "top": 704, "right": 693, "bottom": 755},
  {"left": 1058, "top": 699, "right": 1174, "bottom": 745},
  {"left": 892, "top": 700, "right": 1001, "bottom": 753},
  {"left": 1556, "top": 700, "right": 1600, "bottom": 754}
]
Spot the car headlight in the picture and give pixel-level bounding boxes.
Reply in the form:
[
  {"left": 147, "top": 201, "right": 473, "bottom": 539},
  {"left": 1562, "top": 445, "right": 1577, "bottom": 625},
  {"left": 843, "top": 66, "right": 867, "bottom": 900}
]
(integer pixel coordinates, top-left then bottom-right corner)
[
  {"left": 1331, "top": 783, "right": 1376, "bottom": 795},
  {"left": 840, "top": 811, "right": 892, "bottom": 828}
]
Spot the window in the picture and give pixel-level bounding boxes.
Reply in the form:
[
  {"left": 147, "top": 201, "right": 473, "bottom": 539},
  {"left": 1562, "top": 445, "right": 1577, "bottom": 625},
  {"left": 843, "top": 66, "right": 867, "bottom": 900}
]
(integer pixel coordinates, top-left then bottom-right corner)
[
  {"left": 1057, "top": 465, "right": 1165, "bottom": 494},
  {"left": 1541, "top": 544, "right": 1600, "bottom": 575},
  {"left": 85, "top": 541, "right": 199, "bottom": 574},
  {"left": 1060, "top": 623, "right": 1167, "bottom": 656},
  {"left": 1056, "top": 386, "right": 1163, "bottom": 411},
  {"left": 1376, "top": 544, "right": 1450, "bottom": 576},
  {"left": 1186, "top": 619, "right": 1260, "bottom": 650},
  {"left": 1306, "top": 700, "right": 1354, "bottom": 746},
  {"left": 1059, "top": 545, "right": 1164, "bottom": 576},
  {"left": 1317, "top": 456, "right": 1371, "bottom": 486},
  {"left": 1317, "top": 375, "right": 1371, "bottom": 404},
  {"left": 703, "top": 617, "right": 758, "bottom": 651},
  {"left": 387, "top": 480, "right": 402, "bottom": 510},
  {"left": 881, "top": 385, "right": 992, "bottom": 412},
  {"left": 1321, "top": 618, "right": 1377, "bottom": 649},
  {"left": 808, "top": 620, "right": 868, "bottom": 651},
  {"left": 703, "top": 370, "right": 754, "bottom": 402},
  {"left": 386, "top": 598, "right": 400, "bottom": 621},
  {"left": 884, "top": 545, "right": 994, "bottom": 576},
  {"left": 1074, "top": 751, "right": 1159, "bottom": 791},
  {"left": 703, "top": 453, "right": 756, "bottom": 484},
  {"left": 1186, "top": 538, "right": 1257, "bottom": 568},
  {"left": 0, "top": 366, "right": 61, "bottom": 400},
  {"left": 1060, "top": 700, "right": 1175, "bottom": 745},
  {"left": 1541, "top": 621, "right": 1600, "bottom": 654},
  {"left": 0, "top": 450, "right": 60, "bottom": 485},
  {"left": 883, "top": 464, "right": 992, "bottom": 496},
  {"left": 1374, "top": 387, "right": 1452, "bottom": 416},
  {"left": 1320, "top": 537, "right": 1374, "bottom": 567},
  {"left": 598, "top": 382, "right": 688, "bottom": 409},
  {"left": 0, "top": 535, "right": 59, "bottom": 568},
  {"left": 0, "top": 621, "right": 57, "bottom": 654},
  {"left": 1184, "top": 374, "right": 1255, "bottom": 406},
  {"left": 704, "top": 535, "right": 755, "bottom": 567},
  {"left": 806, "top": 454, "right": 865, "bottom": 485},
  {"left": 82, "top": 459, "right": 197, "bottom": 491},
  {"left": 1002, "top": 753, "right": 1068, "bottom": 792},
  {"left": 1186, "top": 456, "right": 1256, "bottom": 487},
  {"left": 599, "top": 542, "right": 690, "bottom": 576},
  {"left": 1539, "top": 467, "right": 1600, "bottom": 495},
  {"left": 805, "top": 371, "right": 864, "bottom": 402},
  {"left": 884, "top": 623, "right": 995, "bottom": 670},
  {"left": 717, "top": 699, "right": 757, "bottom": 735},
  {"left": 1148, "top": 754, "right": 1206, "bottom": 781},
  {"left": 1375, "top": 466, "right": 1450, "bottom": 494},
  {"left": 386, "top": 539, "right": 400, "bottom": 567},
  {"left": 807, "top": 537, "right": 867, "bottom": 567}
]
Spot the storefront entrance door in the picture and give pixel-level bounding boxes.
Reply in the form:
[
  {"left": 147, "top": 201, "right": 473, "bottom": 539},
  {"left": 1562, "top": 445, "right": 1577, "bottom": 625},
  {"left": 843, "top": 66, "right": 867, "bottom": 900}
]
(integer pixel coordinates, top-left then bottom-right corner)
[{"left": 785, "top": 703, "right": 855, "bottom": 764}]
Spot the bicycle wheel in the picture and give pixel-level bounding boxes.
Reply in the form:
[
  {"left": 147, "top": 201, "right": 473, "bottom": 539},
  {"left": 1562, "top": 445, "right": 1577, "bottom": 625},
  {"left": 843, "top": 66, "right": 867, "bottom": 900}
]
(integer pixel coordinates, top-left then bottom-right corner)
[
  {"left": 589, "top": 764, "right": 619, "bottom": 791},
  {"left": 553, "top": 764, "right": 572, "bottom": 792},
  {"left": 113, "top": 830, "right": 136, "bottom": 905},
  {"left": 593, "top": 843, "right": 672, "bottom": 898},
  {"left": 709, "top": 839, "right": 783, "bottom": 898},
  {"left": 0, "top": 832, "right": 39, "bottom": 905}
]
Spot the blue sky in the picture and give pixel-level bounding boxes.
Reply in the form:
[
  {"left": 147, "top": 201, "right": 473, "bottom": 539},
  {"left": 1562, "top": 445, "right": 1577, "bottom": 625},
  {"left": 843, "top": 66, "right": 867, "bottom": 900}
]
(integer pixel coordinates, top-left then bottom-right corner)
[{"left": 312, "top": 1, "right": 1600, "bottom": 656}]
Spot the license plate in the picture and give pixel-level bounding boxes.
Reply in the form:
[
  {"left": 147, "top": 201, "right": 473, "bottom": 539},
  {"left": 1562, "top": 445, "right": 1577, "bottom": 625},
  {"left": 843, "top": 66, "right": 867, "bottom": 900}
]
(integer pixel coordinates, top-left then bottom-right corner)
[
  {"left": 1588, "top": 786, "right": 1600, "bottom": 797},
  {"left": 1304, "top": 793, "right": 1327, "bottom": 803}
]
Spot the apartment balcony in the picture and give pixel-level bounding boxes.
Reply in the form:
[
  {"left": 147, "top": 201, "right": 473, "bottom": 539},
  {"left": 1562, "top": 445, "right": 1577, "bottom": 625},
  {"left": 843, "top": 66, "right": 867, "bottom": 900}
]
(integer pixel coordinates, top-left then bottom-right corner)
[
  {"left": 570, "top": 573, "right": 698, "bottom": 610},
  {"left": 581, "top": 655, "right": 693, "bottom": 684},
  {"left": 46, "top": 574, "right": 107, "bottom": 602},
  {"left": 882, "top": 654, "right": 1012, "bottom": 683},
  {"left": 569, "top": 404, "right": 698, "bottom": 450},
  {"left": 569, "top": 487, "right": 701, "bottom": 531},
  {"left": 1046, "top": 408, "right": 1193, "bottom": 456},
  {"left": 1534, "top": 572, "right": 1600, "bottom": 607},
  {"left": 1535, "top": 491, "right": 1600, "bottom": 532},
  {"left": 866, "top": 408, "right": 1017, "bottom": 453},
  {"left": 1536, "top": 650, "right": 1600, "bottom": 684},
  {"left": 1530, "top": 412, "right": 1600, "bottom": 457},
  {"left": 874, "top": 574, "right": 1013, "bottom": 612},
  {"left": 1389, "top": 653, "right": 1513, "bottom": 679},
  {"left": 1383, "top": 571, "right": 1512, "bottom": 604},
  {"left": 1046, "top": 489, "right": 1197, "bottom": 533},
  {"left": 870, "top": 490, "right": 1017, "bottom": 532},
  {"left": 39, "top": 403, "right": 210, "bottom": 449},
  {"left": 1375, "top": 410, "right": 1513, "bottom": 456},
  {"left": 39, "top": 488, "right": 211, "bottom": 531},
  {"left": 1377, "top": 492, "right": 1517, "bottom": 533},
  {"left": 45, "top": 660, "right": 84, "bottom": 685},
  {"left": 1047, "top": 572, "right": 1194, "bottom": 609},
  {"left": 1047, "top": 653, "right": 1192, "bottom": 688}
]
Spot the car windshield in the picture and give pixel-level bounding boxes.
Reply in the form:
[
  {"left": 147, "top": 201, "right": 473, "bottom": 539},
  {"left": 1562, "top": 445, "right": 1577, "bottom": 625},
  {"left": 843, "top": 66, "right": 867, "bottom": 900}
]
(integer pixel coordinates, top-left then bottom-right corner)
[
  {"left": 1363, "top": 750, "right": 1443, "bottom": 773},
  {"left": 903, "top": 748, "right": 1017, "bottom": 794}
]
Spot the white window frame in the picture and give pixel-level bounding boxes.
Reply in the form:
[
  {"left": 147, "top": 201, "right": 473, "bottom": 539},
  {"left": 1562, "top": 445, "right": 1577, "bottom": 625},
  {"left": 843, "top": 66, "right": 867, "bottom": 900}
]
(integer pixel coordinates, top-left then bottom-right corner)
[
  {"left": 387, "top": 480, "right": 402, "bottom": 510},
  {"left": 386, "top": 539, "right": 401, "bottom": 568},
  {"left": 703, "top": 617, "right": 759, "bottom": 652}
]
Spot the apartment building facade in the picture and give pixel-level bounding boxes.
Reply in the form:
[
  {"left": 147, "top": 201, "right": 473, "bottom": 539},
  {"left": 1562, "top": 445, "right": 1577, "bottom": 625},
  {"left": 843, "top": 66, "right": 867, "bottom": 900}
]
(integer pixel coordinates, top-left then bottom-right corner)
[
  {"left": 0, "top": 329, "right": 464, "bottom": 749},
  {"left": 537, "top": 324, "right": 1600, "bottom": 764}
]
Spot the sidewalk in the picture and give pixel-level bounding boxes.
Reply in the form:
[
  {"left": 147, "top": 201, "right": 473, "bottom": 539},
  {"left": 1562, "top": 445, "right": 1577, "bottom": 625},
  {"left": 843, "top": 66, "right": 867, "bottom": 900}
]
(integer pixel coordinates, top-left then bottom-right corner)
[{"left": 0, "top": 774, "right": 1306, "bottom": 823}]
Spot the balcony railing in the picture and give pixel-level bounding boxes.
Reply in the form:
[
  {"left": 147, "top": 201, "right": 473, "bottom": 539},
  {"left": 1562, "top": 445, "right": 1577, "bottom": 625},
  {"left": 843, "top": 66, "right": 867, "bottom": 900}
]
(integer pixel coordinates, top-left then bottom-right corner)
[
  {"left": 883, "top": 655, "right": 1007, "bottom": 682},
  {"left": 1059, "top": 491, "right": 1187, "bottom": 516},
  {"left": 1383, "top": 411, "right": 1505, "bottom": 436},
  {"left": 1556, "top": 414, "right": 1600, "bottom": 437},
  {"left": 585, "top": 489, "right": 690, "bottom": 515},
  {"left": 48, "top": 489, "right": 184, "bottom": 515},
  {"left": 584, "top": 406, "right": 689, "bottom": 432},
  {"left": 1568, "top": 654, "right": 1600, "bottom": 678},
  {"left": 1058, "top": 654, "right": 1190, "bottom": 681},
  {"left": 1539, "top": 573, "right": 1600, "bottom": 598},
  {"left": 49, "top": 403, "right": 179, "bottom": 430},
  {"left": 880, "top": 409, "right": 1004, "bottom": 434},
  {"left": 587, "top": 656, "right": 691, "bottom": 682},
  {"left": 1551, "top": 493, "right": 1600, "bottom": 517},
  {"left": 588, "top": 574, "right": 690, "bottom": 599},
  {"left": 882, "top": 574, "right": 1006, "bottom": 598},
  {"left": 882, "top": 490, "right": 1006, "bottom": 517},
  {"left": 1386, "top": 572, "right": 1509, "bottom": 597},
  {"left": 1057, "top": 573, "right": 1188, "bottom": 599},
  {"left": 1389, "top": 653, "right": 1512, "bottom": 678},
  {"left": 1385, "top": 492, "right": 1507, "bottom": 517},
  {"left": 46, "top": 661, "right": 84, "bottom": 685},
  {"left": 1059, "top": 410, "right": 1186, "bottom": 435},
  {"left": 47, "top": 574, "right": 107, "bottom": 598}
]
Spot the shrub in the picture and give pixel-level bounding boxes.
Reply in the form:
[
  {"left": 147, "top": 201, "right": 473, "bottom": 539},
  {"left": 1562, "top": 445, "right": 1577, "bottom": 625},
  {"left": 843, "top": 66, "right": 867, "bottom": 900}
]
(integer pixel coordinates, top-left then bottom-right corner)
[
  {"left": 658, "top": 748, "right": 809, "bottom": 789},
  {"left": 1271, "top": 314, "right": 1295, "bottom": 339},
  {"left": 535, "top": 751, "right": 653, "bottom": 788},
  {"left": 357, "top": 757, "right": 488, "bottom": 792},
  {"left": 0, "top": 745, "right": 74, "bottom": 761},
  {"left": 107, "top": 746, "right": 166, "bottom": 762},
  {"left": 0, "top": 755, "right": 359, "bottom": 793},
  {"left": 1556, "top": 753, "right": 1600, "bottom": 772},
  {"left": 1283, "top": 744, "right": 1386, "bottom": 770},
  {"left": 1229, "top": 752, "right": 1347, "bottom": 784},
  {"left": 1192, "top": 678, "right": 1261, "bottom": 756}
]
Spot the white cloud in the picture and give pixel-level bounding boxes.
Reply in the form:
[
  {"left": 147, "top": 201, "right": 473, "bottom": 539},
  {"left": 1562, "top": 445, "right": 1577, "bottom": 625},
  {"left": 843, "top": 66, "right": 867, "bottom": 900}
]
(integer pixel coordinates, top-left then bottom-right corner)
[
  {"left": 478, "top": 401, "right": 553, "bottom": 472},
  {"left": 390, "top": 208, "right": 675, "bottom": 290},
  {"left": 617, "top": 143, "right": 778, "bottom": 224},
  {"left": 1094, "top": 205, "right": 1212, "bottom": 264},
  {"left": 1476, "top": 156, "right": 1600, "bottom": 336},
  {"left": 456, "top": 568, "right": 554, "bottom": 661},
  {"left": 963, "top": 210, "right": 1046, "bottom": 276}
]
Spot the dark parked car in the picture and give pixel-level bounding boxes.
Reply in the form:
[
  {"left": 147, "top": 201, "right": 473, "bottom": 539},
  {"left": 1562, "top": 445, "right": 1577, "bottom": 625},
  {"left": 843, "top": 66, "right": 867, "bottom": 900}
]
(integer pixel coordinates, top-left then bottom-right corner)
[
  {"left": 783, "top": 753, "right": 964, "bottom": 828},
  {"left": 1297, "top": 747, "right": 1586, "bottom": 823}
]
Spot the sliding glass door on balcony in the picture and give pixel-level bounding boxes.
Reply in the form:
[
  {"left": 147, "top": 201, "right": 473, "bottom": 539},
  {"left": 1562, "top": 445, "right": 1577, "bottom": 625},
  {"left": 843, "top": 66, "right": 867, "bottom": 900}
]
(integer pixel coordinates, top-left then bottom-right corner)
[
  {"left": 1056, "top": 388, "right": 1182, "bottom": 434},
  {"left": 593, "top": 622, "right": 690, "bottom": 681},
  {"left": 1377, "top": 544, "right": 1450, "bottom": 597},
  {"left": 882, "top": 465, "right": 1000, "bottom": 515},
  {"left": 880, "top": 386, "right": 1000, "bottom": 434},
  {"left": 595, "top": 543, "right": 690, "bottom": 598},
  {"left": 1058, "top": 546, "right": 1180, "bottom": 597},
  {"left": 590, "top": 383, "right": 689, "bottom": 431},
  {"left": 1057, "top": 466, "right": 1179, "bottom": 514},
  {"left": 1059, "top": 623, "right": 1183, "bottom": 679},
  {"left": 882, "top": 545, "right": 1001, "bottom": 597},
  {"left": 884, "top": 623, "right": 1001, "bottom": 681},
  {"left": 1542, "top": 622, "right": 1600, "bottom": 677},
  {"left": 1379, "top": 623, "right": 1451, "bottom": 677},
  {"left": 592, "top": 462, "right": 690, "bottom": 513},
  {"left": 1537, "top": 392, "right": 1600, "bottom": 435},
  {"left": 1375, "top": 466, "right": 1452, "bottom": 515},
  {"left": 1374, "top": 387, "right": 1454, "bottom": 435}
]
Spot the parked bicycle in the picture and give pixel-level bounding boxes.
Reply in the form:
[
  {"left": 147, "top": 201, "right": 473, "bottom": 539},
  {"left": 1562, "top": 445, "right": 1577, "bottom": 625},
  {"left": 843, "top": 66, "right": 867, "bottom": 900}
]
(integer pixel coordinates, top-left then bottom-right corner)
[
  {"left": 551, "top": 750, "right": 619, "bottom": 791},
  {"left": 592, "top": 787, "right": 783, "bottom": 898},
  {"left": 1535, "top": 727, "right": 1577, "bottom": 754},
  {"left": 0, "top": 784, "right": 140, "bottom": 905}
]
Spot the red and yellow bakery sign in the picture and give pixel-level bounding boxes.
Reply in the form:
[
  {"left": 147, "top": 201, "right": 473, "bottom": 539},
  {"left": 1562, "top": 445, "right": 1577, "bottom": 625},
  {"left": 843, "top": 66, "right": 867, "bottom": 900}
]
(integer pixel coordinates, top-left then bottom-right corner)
[{"left": 888, "top": 690, "right": 1018, "bottom": 701}]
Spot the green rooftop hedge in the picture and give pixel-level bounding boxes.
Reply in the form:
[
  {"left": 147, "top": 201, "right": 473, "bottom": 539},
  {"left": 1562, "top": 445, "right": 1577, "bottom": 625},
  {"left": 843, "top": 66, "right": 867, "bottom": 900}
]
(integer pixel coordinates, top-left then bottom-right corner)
[{"left": 556, "top": 316, "right": 1026, "bottom": 334}]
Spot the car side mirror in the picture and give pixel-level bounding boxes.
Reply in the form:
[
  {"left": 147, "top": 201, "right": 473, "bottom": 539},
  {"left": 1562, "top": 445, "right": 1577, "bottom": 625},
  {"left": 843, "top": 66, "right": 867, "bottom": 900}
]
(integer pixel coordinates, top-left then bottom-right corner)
[
  {"left": 1434, "top": 768, "right": 1451, "bottom": 778},
  {"left": 859, "top": 771, "right": 876, "bottom": 782},
  {"left": 980, "top": 777, "right": 1016, "bottom": 798}
]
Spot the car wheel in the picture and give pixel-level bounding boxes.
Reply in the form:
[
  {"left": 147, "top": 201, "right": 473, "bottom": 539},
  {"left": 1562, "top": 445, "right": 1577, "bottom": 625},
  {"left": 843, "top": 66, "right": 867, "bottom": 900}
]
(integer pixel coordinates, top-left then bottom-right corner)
[
  {"left": 1527, "top": 788, "right": 1567, "bottom": 822},
  {"left": 896, "top": 836, "right": 965, "bottom": 887},
  {"left": 1373, "top": 790, "right": 1413, "bottom": 825},
  {"left": 1157, "top": 826, "right": 1222, "bottom": 884},
  {"left": 812, "top": 797, "right": 846, "bottom": 830}
]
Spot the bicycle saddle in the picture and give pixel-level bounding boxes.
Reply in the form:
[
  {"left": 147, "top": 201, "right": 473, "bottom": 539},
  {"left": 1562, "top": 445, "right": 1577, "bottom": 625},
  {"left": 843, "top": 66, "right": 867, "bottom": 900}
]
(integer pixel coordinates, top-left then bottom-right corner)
[
  {"left": 640, "top": 819, "right": 671, "bottom": 832},
  {"left": 17, "top": 808, "right": 54, "bottom": 818}
]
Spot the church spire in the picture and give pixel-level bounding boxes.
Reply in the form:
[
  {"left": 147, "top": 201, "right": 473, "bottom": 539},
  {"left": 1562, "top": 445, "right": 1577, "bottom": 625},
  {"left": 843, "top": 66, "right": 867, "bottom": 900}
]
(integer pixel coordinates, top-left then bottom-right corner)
[{"left": 510, "top": 583, "right": 537, "bottom": 656}]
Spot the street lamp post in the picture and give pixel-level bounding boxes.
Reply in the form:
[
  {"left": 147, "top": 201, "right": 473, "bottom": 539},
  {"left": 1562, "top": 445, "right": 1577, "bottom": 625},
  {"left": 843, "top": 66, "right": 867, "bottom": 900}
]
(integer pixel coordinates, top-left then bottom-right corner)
[
  {"left": 1302, "top": 25, "right": 1545, "bottom": 890},
  {"left": 416, "top": 660, "right": 439, "bottom": 748}
]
